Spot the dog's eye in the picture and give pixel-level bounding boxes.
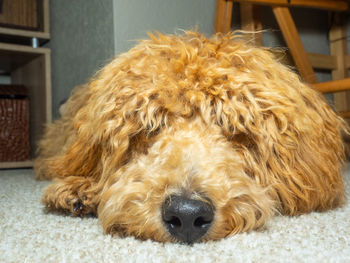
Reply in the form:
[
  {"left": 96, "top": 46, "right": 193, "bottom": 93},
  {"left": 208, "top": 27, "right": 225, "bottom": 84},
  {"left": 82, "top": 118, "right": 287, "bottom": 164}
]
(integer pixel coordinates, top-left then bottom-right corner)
[
  {"left": 146, "top": 127, "right": 161, "bottom": 138},
  {"left": 233, "top": 133, "right": 251, "bottom": 145},
  {"left": 149, "top": 93, "right": 158, "bottom": 100},
  {"left": 230, "top": 133, "right": 256, "bottom": 152}
]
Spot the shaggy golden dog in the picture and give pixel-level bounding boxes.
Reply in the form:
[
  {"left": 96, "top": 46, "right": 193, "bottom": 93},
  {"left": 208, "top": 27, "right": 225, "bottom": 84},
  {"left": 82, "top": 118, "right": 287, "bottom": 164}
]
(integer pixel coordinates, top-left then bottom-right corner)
[{"left": 35, "top": 31, "right": 346, "bottom": 244}]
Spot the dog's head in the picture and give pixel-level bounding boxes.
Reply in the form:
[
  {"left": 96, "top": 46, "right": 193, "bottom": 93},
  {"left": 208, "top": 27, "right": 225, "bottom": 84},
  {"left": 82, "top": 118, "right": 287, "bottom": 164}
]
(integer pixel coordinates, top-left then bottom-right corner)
[
  {"left": 77, "top": 32, "right": 344, "bottom": 243},
  {"left": 98, "top": 118, "right": 275, "bottom": 243}
]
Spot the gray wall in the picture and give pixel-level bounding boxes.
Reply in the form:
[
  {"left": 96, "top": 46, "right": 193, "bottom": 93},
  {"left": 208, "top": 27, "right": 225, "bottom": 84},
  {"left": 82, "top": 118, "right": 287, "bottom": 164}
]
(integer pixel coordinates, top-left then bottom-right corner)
[
  {"left": 113, "top": 0, "right": 216, "bottom": 54},
  {"left": 48, "top": 0, "right": 115, "bottom": 118}
]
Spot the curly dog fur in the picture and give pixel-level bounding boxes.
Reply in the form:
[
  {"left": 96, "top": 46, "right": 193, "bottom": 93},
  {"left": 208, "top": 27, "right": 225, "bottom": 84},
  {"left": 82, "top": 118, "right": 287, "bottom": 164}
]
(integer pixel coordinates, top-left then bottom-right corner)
[{"left": 35, "top": 31, "right": 346, "bottom": 243}]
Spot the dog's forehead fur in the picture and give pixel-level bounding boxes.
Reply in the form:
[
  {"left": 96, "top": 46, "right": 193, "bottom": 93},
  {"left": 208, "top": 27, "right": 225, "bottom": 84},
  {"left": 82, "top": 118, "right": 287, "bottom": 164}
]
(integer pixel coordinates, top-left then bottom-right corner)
[
  {"left": 36, "top": 31, "right": 346, "bottom": 243},
  {"left": 86, "top": 31, "right": 313, "bottom": 140}
]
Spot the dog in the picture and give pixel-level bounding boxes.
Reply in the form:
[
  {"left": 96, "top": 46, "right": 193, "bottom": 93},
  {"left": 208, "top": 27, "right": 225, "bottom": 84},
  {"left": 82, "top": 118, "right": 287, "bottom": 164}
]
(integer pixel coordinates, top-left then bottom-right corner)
[{"left": 35, "top": 31, "right": 346, "bottom": 244}]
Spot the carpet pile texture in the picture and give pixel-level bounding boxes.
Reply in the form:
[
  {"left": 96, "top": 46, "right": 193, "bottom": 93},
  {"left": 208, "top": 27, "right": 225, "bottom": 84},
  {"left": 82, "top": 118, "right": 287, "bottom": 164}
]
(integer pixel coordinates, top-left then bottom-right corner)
[{"left": 0, "top": 168, "right": 349, "bottom": 263}]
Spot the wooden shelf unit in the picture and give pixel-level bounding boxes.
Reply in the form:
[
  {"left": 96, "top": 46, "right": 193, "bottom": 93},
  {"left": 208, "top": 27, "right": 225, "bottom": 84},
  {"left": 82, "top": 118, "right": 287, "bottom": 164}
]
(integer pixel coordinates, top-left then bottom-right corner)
[
  {"left": 0, "top": 43, "right": 51, "bottom": 169},
  {"left": 0, "top": 0, "right": 50, "bottom": 45},
  {"left": 0, "top": 160, "right": 34, "bottom": 169},
  {"left": 0, "top": 0, "right": 51, "bottom": 169}
]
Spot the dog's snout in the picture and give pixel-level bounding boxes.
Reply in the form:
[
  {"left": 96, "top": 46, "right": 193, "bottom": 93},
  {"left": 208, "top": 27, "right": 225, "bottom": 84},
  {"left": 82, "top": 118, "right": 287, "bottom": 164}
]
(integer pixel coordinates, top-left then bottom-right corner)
[{"left": 162, "top": 195, "right": 214, "bottom": 243}]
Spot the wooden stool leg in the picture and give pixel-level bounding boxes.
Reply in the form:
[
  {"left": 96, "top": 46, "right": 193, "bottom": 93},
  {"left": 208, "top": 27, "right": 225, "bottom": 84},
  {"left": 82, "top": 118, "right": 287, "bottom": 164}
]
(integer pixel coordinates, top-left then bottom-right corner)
[
  {"left": 272, "top": 6, "right": 317, "bottom": 84},
  {"left": 215, "top": 0, "right": 233, "bottom": 33}
]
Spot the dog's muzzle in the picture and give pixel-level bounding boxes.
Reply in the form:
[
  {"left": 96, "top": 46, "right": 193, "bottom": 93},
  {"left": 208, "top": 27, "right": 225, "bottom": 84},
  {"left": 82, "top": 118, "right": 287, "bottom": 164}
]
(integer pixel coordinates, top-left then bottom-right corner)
[{"left": 162, "top": 195, "right": 214, "bottom": 243}]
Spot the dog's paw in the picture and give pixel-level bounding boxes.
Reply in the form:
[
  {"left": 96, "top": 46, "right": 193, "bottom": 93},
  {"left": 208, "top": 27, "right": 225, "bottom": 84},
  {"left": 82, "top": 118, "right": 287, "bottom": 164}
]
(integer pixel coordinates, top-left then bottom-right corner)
[
  {"left": 73, "top": 201, "right": 83, "bottom": 213},
  {"left": 42, "top": 177, "right": 97, "bottom": 217},
  {"left": 71, "top": 196, "right": 95, "bottom": 217}
]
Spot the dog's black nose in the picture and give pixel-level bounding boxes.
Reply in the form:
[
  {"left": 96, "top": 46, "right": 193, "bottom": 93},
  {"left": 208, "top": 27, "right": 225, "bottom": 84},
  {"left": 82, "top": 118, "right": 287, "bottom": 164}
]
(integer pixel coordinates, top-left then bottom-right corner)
[{"left": 162, "top": 195, "right": 214, "bottom": 243}]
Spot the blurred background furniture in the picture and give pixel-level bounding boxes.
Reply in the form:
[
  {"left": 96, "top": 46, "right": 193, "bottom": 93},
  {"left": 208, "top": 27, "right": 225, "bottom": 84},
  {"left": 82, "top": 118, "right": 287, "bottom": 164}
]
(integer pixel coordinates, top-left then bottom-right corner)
[
  {"left": 214, "top": 0, "right": 350, "bottom": 120},
  {"left": 0, "top": 0, "right": 51, "bottom": 169}
]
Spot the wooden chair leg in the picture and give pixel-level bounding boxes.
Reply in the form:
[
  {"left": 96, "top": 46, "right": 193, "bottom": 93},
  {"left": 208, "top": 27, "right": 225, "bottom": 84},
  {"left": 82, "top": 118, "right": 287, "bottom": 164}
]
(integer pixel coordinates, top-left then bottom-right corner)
[
  {"left": 313, "top": 78, "right": 350, "bottom": 94},
  {"left": 329, "top": 13, "right": 349, "bottom": 113},
  {"left": 215, "top": 0, "right": 233, "bottom": 33},
  {"left": 272, "top": 6, "right": 317, "bottom": 84},
  {"left": 240, "top": 3, "right": 263, "bottom": 46}
]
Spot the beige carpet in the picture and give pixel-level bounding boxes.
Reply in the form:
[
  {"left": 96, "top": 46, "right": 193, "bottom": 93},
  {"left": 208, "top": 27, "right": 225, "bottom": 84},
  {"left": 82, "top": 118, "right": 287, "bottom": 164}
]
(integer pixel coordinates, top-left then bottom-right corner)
[{"left": 0, "top": 168, "right": 349, "bottom": 263}]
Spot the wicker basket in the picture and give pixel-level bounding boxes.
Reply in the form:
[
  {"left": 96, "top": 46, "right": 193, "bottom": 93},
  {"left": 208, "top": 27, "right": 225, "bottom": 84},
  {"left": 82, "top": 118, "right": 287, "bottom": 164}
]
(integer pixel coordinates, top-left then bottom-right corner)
[{"left": 0, "top": 85, "right": 30, "bottom": 162}]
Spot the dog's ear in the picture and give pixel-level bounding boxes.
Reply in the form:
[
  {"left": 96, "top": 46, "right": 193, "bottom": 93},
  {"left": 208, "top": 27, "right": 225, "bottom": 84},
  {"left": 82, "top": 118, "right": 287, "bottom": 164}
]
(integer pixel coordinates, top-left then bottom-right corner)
[
  {"left": 44, "top": 85, "right": 167, "bottom": 179},
  {"left": 211, "top": 64, "right": 347, "bottom": 213},
  {"left": 68, "top": 73, "right": 172, "bottom": 177}
]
